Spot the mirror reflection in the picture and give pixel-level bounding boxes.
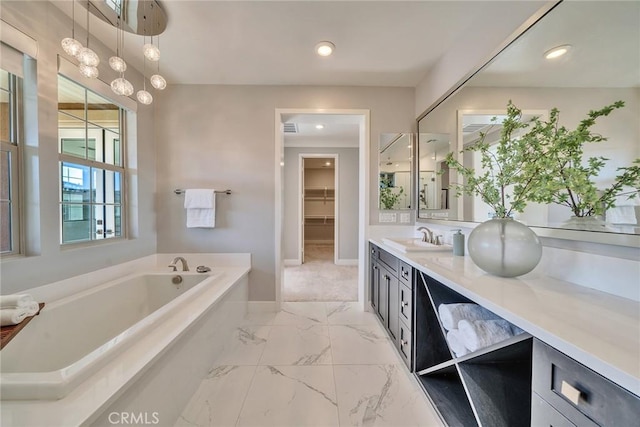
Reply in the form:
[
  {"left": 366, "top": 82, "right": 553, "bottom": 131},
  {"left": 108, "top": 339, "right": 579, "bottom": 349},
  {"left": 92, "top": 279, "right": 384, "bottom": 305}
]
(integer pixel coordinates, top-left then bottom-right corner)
[
  {"left": 379, "top": 133, "right": 412, "bottom": 210},
  {"left": 417, "top": 0, "right": 640, "bottom": 236},
  {"left": 418, "top": 133, "right": 450, "bottom": 214}
]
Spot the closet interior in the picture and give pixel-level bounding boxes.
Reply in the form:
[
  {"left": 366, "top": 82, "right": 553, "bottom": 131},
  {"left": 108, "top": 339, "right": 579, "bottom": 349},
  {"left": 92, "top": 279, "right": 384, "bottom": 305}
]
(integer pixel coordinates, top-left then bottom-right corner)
[{"left": 303, "top": 158, "right": 335, "bottom": 259}]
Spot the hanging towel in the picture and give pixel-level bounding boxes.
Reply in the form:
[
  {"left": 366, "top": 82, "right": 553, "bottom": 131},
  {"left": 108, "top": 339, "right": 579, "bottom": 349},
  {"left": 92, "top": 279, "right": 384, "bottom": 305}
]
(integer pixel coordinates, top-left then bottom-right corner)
[
  {"left": 438, "top": 303, "right": 498, "bottom": 331},
  {"left": 184, "top": 189, "right": 216, "bottom": 228},
  {"left": 0, "top": 294, "right": 34, "bottom": 309},
  {"left": 458, "top": 319, "right": 514, "bottom": 352},
  {"left": 0, "top": 302, "right": 39, "bottom": 326},
  {"left": 446, "top": 329, "right": 469, "bottom": 358}
]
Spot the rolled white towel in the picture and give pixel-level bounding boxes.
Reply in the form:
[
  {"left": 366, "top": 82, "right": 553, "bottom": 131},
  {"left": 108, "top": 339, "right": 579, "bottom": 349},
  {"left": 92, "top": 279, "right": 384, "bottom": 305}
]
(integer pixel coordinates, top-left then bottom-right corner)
[
  {"left": 446, "top": 329, "right": 469, "bottom": 358},
  {"left": 438, "top": 303, "right": 498, "bottom": 331},
  {"left": 0, "top": 294, "right": 34, "bottom": 308},
  {"left": 458, "top": 319, "right": 514, "bottom": 352},
  {"left": 0, "top": 308, "right": 30, "bottom": 326}
]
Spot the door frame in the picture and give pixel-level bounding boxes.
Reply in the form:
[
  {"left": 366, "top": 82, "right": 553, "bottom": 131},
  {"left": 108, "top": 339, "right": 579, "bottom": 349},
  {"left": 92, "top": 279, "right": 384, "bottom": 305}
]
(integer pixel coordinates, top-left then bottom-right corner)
[
  {"left": 275, "top": 108, "right": 370, "bottom": 310},
  {"left": 299, "top": 153, "right": 339, "bottom": 265}
]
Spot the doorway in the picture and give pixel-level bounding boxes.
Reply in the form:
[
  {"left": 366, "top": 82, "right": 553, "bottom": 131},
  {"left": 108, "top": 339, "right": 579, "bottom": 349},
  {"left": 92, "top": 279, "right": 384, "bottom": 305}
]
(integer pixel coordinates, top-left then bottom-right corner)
[
  {"left": 300, "top": 155, "right": 338, "bottom": 265},
  {"left": 275, "top": 109, "right": 370, "bottom": 307}
]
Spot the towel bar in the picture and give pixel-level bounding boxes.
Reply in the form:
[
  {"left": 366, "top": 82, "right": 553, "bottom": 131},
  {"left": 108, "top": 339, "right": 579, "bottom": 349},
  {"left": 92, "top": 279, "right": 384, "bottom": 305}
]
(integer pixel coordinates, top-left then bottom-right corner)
[{"left": 174, "top": 189, "right": 232, "bottom": 195}]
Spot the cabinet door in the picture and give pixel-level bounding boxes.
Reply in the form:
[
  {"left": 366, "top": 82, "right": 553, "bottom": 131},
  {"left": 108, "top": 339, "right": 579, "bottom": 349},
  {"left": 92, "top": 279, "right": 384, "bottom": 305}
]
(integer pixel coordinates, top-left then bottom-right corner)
[
  {"left": 370, "top": 260, "right": 379, "bottom": 312},
  {"left": 378, "top": 267, "right": 390, "bottom": 326},
  {"left": 387, "top": 271, "right": 399, "bottom": 342}
]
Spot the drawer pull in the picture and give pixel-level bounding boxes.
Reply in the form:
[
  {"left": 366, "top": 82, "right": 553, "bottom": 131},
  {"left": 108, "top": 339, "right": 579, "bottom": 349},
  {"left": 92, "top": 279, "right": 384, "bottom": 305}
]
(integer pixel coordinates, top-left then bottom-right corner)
[
  {"left": 371, "top": 249, "right": 375, "bottom": 254},
  {"left": 401, "top": 340, "right": 408, "bottom": 347},
  {"left": 560, "top": 380, "right": 582, "bottom": 405},
  {"left": 401, "top": 301, "right": 408, "bottom": 308}
]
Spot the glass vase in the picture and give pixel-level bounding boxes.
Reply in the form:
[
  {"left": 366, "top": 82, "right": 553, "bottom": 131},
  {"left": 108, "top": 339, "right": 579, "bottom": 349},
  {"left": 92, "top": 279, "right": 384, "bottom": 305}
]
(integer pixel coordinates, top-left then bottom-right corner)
[{"left": 468, "top": 218, "right": 542, "bottom": 278}]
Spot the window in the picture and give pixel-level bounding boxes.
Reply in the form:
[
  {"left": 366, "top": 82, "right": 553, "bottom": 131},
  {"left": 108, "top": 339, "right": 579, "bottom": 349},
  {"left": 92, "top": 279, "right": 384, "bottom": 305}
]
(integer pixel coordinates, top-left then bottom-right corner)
[
  {"left": 58, "top": 75, "right": 125, "bottom": 244},
  {"left": 1, "top": 67, "right": 22, "bottom": 255}
]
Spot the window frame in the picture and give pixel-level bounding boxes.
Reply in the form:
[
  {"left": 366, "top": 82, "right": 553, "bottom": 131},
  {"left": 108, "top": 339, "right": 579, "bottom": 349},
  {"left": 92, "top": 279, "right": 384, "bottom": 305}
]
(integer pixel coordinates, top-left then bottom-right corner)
[
  {"left": 1, "top": 70, "right": 23, "bottom": 256},
  {"left": 57, "top": 75, "right": 127, "bottom": 246}
]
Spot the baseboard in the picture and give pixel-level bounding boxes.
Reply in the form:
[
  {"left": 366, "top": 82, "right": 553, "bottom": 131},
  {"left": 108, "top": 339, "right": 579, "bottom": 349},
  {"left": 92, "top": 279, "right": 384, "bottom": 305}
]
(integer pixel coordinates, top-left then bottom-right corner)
[
  {"left": 247, "top": 301, "right": 278, "bottom": 313},
  {"left": 335, "top": 259, "right": 358, "bottom": 266},
  {"left": 284, "top": 259, "right": 301, "bottom": 266}
]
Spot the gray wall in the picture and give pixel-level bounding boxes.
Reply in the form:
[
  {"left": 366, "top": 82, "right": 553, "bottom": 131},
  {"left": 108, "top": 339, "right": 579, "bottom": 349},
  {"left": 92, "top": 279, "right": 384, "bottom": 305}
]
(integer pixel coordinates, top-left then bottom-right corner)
[
  {"left": 283, "top": 147, "right": 359, "bottom": 262},
  {"left": 154, "top": 85, "right": 415, "bottom": 301},
  {"left": 0, "top": 1, "right": 157, "bottom": 294}
]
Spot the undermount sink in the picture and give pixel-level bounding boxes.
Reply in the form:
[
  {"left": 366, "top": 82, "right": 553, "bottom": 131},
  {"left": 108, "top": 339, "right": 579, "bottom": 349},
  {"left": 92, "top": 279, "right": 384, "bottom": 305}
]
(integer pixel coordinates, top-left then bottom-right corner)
[{"left": 382, "top": 237, "right": 452, "bottom": 253}]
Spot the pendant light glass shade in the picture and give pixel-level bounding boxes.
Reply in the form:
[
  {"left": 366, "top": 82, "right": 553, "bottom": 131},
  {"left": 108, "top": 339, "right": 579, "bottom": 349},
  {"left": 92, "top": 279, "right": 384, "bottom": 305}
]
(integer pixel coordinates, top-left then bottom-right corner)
[
  {"left": 79, "top": 64, "right": 99, "bottom": 79},
  {"left": 143, "top": 43, "right": 160, "bottom": 61},
  {"left": 111, "top": 77, "right": 134, "bottom": 96},
  {"left": 61, "top": 37, "right": 83, "bottom": 57},
  {"left": 77, "top": 47, "right": 100, "bottom": 67},
  {"left": 150, "top": 74, "right": 167, "bottom": 90},
  {"left": 136, "top": 89, "right": 153, "bottom": 105},
  {"left": 109, "top": 56, "right": 127, "bottom": 72}
]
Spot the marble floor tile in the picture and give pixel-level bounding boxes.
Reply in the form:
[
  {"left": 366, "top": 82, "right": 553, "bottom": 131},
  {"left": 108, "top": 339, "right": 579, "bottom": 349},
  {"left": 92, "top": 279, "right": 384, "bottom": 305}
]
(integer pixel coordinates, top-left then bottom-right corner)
[
  {"left": 236, "top": 365, "right": 339, "bottom": 427},
  {"left": 240, "top": 310, "right": 278, "bottom": 326},
  {"left": 175, "top": 365, "right": 256, "bottom": 427},
  {"left": 272, "top": 302, "right": 328, "bottom": 326},
  {"left": 329, "top": 324, "right": 400, "bottom": 365},
  {"left": 326, "top": 302, "right": 379, "bottom": 326},
  {"left": 259, "top": 325, "right": 332, "bottom": 366},
  {"left": 334, "top": 364, "right": 444, "bottom": 427},
  {"left": 214, "top": 325, "right": 271, "bottom": 366}
]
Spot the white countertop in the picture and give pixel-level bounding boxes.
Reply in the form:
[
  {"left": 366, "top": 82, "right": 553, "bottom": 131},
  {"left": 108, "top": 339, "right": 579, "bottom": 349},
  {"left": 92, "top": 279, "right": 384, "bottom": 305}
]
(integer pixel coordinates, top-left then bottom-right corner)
[{"left": 370, "top": 238, "right": 640, "bottom": 397}]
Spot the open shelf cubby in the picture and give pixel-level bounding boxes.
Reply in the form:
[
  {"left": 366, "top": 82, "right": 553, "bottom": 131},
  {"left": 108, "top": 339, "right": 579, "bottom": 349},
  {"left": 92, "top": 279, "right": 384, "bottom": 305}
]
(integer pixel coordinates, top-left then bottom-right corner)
[
  {"left": 417, "top": 366, "right": 478, "bottom": 427},
  {"left": 414, "top": 271, "right": 534, "bottom": 426}
]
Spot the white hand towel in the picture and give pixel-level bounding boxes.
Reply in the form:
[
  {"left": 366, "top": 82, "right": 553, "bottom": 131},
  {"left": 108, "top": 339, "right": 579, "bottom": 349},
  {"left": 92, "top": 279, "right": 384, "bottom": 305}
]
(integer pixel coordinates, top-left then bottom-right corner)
[
  {"left": 438, "top": 303, "right": 498, "bottom": 331},
  {"left": 446, "top": 329, "right": 469, "bottom": 358},
  {"left": 184, "top": 189, "right": 216, "bottom": 228},
  {"left": 0, "top": 294, "right": 34, "bottom": 308},
  {"left": 1, "top": 308, "right": 30, "bottom": 326},
  {"left": 606, "top": 205, "right": 638, "bottom": 224},
  {"left": 458, "top": 319, "right": 514, "bottom": 352}
]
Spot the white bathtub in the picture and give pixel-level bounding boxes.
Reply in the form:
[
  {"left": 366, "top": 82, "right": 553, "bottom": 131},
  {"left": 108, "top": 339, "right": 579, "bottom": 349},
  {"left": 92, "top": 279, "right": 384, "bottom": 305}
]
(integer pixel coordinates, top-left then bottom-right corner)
[{"left": 1, "top": 271, "right": 221, "bottom": 400}]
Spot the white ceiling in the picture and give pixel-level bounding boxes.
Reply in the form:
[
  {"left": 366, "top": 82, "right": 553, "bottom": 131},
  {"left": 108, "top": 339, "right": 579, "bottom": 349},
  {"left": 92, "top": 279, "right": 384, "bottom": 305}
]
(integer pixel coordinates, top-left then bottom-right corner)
[
  {"left": 283, "top": 113, "right": 360, "bottom": 147},
  {"left": 55, "top": 0, "right": 545, "bottom": 87}
]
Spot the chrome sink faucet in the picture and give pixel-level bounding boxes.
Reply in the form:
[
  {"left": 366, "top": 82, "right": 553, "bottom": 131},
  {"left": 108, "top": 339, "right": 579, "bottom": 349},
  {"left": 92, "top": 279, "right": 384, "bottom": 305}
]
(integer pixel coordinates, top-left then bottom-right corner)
[
  {"left": 416, "top": 227, "right": 434, "bottom": 244},
  {"left": 168, "top": 256, "right": 190, "bottom": 272}
]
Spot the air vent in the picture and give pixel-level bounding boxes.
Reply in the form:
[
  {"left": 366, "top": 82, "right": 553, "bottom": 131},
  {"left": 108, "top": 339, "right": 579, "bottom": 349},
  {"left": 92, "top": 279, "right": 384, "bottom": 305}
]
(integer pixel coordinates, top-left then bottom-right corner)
[
  {"left": 283, "top": 122, "right": 298, "bottom": 133},
  {"left": 462, "top": 124, "right": 488, "bottom": 133}
]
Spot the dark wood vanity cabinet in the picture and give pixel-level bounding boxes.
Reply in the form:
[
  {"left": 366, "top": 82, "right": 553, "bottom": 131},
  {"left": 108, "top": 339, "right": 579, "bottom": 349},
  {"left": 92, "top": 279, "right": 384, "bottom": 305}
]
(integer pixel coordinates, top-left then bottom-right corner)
[{"left": 369, "top": 243, "right": 413, "bottom": 368}]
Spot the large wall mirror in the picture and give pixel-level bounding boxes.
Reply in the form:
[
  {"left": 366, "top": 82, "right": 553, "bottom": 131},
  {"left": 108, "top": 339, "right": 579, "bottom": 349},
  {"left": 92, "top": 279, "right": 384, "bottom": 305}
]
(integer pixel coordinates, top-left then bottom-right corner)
[
  {"left": 379, "top": 133, "right": 413, "bottom": 210},
  {"left": 417, "top": 1, "right": 639, "bottom": 245}
]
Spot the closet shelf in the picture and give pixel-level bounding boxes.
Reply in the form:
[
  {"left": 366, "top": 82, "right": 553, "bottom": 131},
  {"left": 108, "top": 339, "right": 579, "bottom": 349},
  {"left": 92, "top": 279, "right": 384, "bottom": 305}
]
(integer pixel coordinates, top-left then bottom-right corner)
[{"left": 304, "top": 215, "right": 335, "bottom": 225}]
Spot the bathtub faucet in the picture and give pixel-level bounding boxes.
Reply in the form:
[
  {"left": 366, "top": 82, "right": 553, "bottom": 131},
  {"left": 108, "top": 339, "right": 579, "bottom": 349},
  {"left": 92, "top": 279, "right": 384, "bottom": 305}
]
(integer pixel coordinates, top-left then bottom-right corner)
[{"left": 168, "top": 257, "right": 190, "bottom": 272}]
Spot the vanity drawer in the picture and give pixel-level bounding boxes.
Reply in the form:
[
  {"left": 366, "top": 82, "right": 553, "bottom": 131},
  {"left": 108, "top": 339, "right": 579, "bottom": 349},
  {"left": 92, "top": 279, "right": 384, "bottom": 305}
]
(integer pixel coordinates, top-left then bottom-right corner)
[
  {"left": 398, "top": 318, "right": 412, "bottom": 369},
  {"left": 399, "top": 282, "right": 412, "bottom": 328},
  {"left": 399, "top": 261, "right": 412, "bottom": 287},
  {"left": 531, "top": 392, "right": 576, "bottom": 427},
  {"left": 532, "top": 339, "right": 640, "bottom": 426},
  {"left": 377, "top": 247, "right": 399, "bottom": 274}
]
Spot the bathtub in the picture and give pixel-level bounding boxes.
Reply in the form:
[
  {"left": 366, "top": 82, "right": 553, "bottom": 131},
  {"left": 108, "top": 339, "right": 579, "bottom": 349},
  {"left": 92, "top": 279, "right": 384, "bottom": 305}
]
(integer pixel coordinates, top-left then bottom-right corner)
[{"left": 1, "top": 271, "right": 221, "bottom": 400}]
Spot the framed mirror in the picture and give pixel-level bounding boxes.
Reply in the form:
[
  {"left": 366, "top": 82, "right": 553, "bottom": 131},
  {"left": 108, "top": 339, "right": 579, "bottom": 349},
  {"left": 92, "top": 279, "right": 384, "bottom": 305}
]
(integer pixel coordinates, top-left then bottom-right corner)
[
  {"left": 379, "top": 133, "right": 412, "bottom": 210},
  {"left": 416, "top": 0, "right": 640, "bottom": 245}
]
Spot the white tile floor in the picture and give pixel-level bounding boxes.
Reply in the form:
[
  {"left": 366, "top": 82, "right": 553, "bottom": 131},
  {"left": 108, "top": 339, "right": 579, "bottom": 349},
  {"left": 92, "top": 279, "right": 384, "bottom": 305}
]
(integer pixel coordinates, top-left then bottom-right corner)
[{"left": 175, "top": 302, "right": 443, "bottom": 427}]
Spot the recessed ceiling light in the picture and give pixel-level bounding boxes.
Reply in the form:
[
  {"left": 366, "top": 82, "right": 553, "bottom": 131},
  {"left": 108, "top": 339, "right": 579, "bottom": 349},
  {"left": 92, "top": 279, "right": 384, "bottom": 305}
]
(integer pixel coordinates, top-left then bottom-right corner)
[
  {"left": 395, "top": 164, "right": 400, "bottom": 167},
  {"left": 544, "top": 44, "right": 572, "bottom": 59},
  {"left": 325, "top": 161, "right": 331, "bottom": 166},
  {"left": 315, "top": 124, "right": 324, "bottom": 129},
  {"left": 315, "top": 41, "right": 335, "bottom": 57}
]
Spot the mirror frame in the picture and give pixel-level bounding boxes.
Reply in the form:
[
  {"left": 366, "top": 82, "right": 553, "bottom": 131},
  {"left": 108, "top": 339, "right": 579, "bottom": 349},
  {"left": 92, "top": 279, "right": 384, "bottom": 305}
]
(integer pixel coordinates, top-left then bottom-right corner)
[{"left": 415, "top": 1, "right": 640, "bottom": 248}]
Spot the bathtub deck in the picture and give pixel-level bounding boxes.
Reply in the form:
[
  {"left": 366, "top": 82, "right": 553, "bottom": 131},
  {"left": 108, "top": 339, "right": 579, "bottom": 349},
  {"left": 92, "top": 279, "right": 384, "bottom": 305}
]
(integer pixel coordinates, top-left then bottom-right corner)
[
  {"left": 0, "top": 303, "right": 44, "bottom": 350},
  {"left": 0, "top": 255, "right": 250, "bottom": 427}
]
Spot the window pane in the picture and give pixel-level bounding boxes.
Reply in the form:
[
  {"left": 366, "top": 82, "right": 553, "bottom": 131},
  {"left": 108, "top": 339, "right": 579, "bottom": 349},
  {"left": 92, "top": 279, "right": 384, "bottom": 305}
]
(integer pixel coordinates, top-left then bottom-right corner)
[
  {"left": 87, "top": 90, "right": 118, "bottom": 126},
  {"left": 100, "top": 204, "right": 121, "bottom": 239},
  {"left": 114, "top": 205, "right": 121, "bottom": 237},
  {"left": 1, "top": 149, "right": 10, "bottom": 200},
  {"left": 1, "top": 201, "right": 11, "bottom": 252},
  {"left": 61, "top": 203, "right": 91, "bottom": 243},
  {"left": 1, "top": 89, "right": 10, "bottom": 142},
  {"left": 87, "top": 123, "right": 102, "bottom": 162},
  {"left": 103, "top": 129, "right": 120, "bottom": 166},
  {"left": 0, "top": 69, "right": 9, "bottom": 90},
  {"left": 101, "top": 170, "right": 122, "bottom": 204},
  {"left": 58, "top": 75, "right": 85, "bottom": 120},
  {"left": 62, "top": 162, "right": 91, "bottom": 203},
  {"left": 59, "top": 112, "right": 90, "bottom": 159}
]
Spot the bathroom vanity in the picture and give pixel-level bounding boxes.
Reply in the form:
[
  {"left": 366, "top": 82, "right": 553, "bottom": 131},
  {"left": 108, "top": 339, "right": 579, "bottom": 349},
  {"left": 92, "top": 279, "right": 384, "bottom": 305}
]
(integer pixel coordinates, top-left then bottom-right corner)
[{"left": 369, "top": 240, "right": 640, "bottom": 426}]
